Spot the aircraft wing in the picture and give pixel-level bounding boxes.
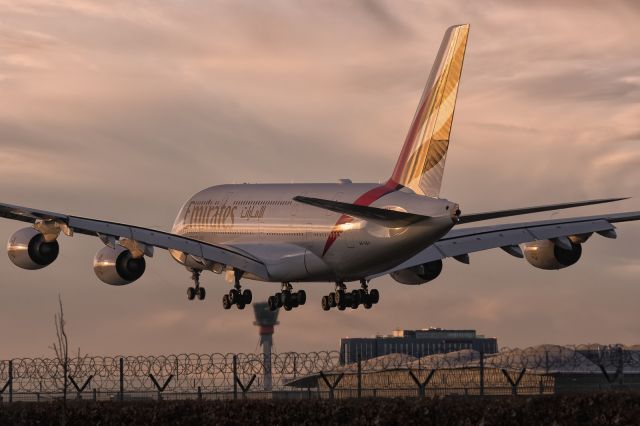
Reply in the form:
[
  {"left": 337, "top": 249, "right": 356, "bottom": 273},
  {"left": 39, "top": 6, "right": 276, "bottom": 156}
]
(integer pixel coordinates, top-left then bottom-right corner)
[
  {"left": 0, "top": 202, "right": 269, "bottom": 279},
  {"left": 372, "top": 211, "right": 640, "bottom": 278}
]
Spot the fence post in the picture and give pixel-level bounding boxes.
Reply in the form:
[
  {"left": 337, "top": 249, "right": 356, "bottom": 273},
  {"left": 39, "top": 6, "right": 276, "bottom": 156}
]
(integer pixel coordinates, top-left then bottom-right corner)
[
  {"left": 197, "top": 386, "right": 202, "bottom": 400},
  {"left": 8, "top": 360, "right": 13, "bottom": 403},
  {"left": 357, "top": 355, "right": 362, "bottom": 398},
  {"left": 119, "top": 357, "right": 124, "bottom": 402},
  {"left": 501, "top": 368, "right": 526, "bottom": 395},
  {"left": 618, "top": 346, "right": 624, "bottom": 385},
  {"left": 93, "top": 388, "right": 97, "bottom": 401},
  {"left": 409, "top": 369, "right": 436, "bottom": 399},
  {"left": 319, "top": 371, "right": 344, "bottom": 400},
  {"left": 233, "top": 355, "right": 238, "bottom": 400},
  {"left": 479, "top": 351, "right": 484, "bottom": 396},
  {"left": 149, "top": 374, "right": 173, "bottom": 401}
]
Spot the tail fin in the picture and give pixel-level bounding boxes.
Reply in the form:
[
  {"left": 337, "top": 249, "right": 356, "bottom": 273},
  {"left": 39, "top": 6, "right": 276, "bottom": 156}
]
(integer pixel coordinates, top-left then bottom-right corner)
[{"left": 389, "top": 24, "right": 469, "bottom": 198}]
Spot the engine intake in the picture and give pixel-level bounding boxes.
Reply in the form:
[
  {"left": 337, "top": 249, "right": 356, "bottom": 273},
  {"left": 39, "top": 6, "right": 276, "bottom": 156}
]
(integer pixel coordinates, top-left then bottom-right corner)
[
  {"left": 523, "top": 239, "right": 582, "bottom": 270},
  {"left": 7, "top": 227, "right": 59, "bottom": 270},
  {"left": 93, "top": 245, "right": 146, "bottom": 285},
  {"left": 390, "top": 260, "right": 443, "bottom": 285}
]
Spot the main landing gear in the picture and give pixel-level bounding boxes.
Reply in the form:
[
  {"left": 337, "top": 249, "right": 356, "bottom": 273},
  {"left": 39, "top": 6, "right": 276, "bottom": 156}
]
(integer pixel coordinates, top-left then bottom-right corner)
[
  {"left": 187, "top": 270, "right": 206, "bottom": 301},
  {"left": 321, "top": 279, "right": 379, "bottom": 311},
  {"left": 222, "top": 269, "right": 252, "bottom": 310},
  {"left": 268, "top": 282, "right": 306, "bottom": 311}
]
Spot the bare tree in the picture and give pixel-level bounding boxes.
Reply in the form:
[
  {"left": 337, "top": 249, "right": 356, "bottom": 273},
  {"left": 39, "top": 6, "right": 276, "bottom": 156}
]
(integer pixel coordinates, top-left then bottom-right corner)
[{"left": 51, "top": 294, "right": 69, "bottom": 402}]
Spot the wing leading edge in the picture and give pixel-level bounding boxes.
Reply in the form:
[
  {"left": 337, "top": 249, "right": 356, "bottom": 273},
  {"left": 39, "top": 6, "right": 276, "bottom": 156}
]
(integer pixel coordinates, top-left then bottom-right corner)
[{"left": 0, "top": 202, "right": 269, "bottom": 279}]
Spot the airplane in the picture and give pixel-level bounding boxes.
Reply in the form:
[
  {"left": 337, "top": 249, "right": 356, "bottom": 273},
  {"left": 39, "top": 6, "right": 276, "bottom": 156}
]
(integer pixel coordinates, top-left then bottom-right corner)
[{"left": 2, "top": 24, "right": 639, "bottom": 313}]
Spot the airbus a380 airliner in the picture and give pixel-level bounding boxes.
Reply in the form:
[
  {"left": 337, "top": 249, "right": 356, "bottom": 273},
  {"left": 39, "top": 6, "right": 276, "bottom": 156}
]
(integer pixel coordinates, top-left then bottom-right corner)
[{"left": 2, "top": 24, "right": 639, "bottom": 312}]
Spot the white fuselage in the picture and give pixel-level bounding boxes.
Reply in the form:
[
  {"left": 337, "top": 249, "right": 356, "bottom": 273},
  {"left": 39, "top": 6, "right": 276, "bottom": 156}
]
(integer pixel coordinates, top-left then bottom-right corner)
[{"left": 171, "top": 183, "right": 458, "bottom": 283}]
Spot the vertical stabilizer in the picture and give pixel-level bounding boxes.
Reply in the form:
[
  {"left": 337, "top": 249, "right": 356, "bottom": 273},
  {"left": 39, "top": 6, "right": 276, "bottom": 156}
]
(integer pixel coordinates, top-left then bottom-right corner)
[{"left": 389, "top": 24, "right": 469, "bottom": 197}]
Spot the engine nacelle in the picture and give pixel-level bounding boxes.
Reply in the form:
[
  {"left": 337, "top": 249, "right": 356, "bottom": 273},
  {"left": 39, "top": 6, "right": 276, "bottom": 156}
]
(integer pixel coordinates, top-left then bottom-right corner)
[
  {"left": 390, "top": 260, "right": 443, "bottom": 285},
  {"left": 7, "top": 227, "right": 59, "bottom": 270},
  {"left": 93, "top": 245, "right": 146, "bottom": 285},
  {"left": 523, "top": 239, "right": 582, "bottom": 270}
]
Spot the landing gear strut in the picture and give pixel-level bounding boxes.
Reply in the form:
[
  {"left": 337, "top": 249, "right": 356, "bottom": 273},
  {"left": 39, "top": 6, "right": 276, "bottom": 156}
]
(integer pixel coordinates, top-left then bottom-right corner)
[
  {"left": 187, "top": 269, "right": 206, "bottom": 301},
  {"left": 268, "top": 282, "right": 306, "bottom": 311},
  {"left": 222, "top": 269, "right": 252, "bottom": 310},
  {"left": 321, "top": 279, "right": 379, "bottom": 311}
]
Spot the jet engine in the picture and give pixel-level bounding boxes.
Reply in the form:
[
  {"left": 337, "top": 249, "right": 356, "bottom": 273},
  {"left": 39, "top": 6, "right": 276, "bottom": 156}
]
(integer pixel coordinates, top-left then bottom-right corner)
[
  {"left": 7, "top": 227, "right": 59, "bottom": 270},
  {"left": 390, "top": 259, "right": 443, "bottom": 285},
  {"left": 523, "top": 239, "right": 582, "bottom": 270},
  {"left": 93, "top": 245, "right": 146, "bottom": 285}
]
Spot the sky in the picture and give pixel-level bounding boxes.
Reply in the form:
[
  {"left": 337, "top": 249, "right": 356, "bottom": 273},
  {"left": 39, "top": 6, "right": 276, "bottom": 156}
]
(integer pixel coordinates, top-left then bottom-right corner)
[{"left": 0, "top": 0, "right": 639, "bottom": 358}]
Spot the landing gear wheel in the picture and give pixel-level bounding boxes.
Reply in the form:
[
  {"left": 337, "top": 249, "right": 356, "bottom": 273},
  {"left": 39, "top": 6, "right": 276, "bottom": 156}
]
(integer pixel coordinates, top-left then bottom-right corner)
[
  {"left": 237, "top": 301, "right": 245, "bottom": 310},
  {"left": 187, "top": 287, "right": 196, "bottom": 301},
  {"left": 229, "top": 289, "right": 240, "bottom": 304},
  {"left": 364, "top": 302, "right": 373, "bottom": 309},
  {"left": 281, "top": 290, "right": 292, "bottom": 307},
  {"left": 328, "top": 293, "right": 337, "bottom": 308},
  {"left": 321, "top": 296, "right": 330, "bottom": 311},
  {"left": 197, "top": 287, "right": 206, "bottom": 301},
  {"left": 338, "top": 303, "right": 346, "bottom": 311},
  {"left": 297, "top": 290, "right": 306, "bottom": 305},
  {"left": 268, "top": 295, "right": 278, "bottom": 311},
  {"left": 284, "top": 304, "right": 292, "bottom": 311},
  {"left": 370, "top": 289, "right": 380, "bottom": 304},
  {"left": 222, "top": 294, "right": 232, "bottom": 310},
  {"left": 335, "top": 290, "right": 346, "bottom": 306},
  {"left": 242, "top": 289, "right": 252, "bottom": 304}
]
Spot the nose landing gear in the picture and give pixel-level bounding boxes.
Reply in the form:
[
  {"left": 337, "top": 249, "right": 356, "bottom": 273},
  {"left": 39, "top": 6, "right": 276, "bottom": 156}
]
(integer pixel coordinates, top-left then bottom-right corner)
[
  {"left": 187, "top": 270, "right": 206, "bottom": 301},
  {"left": 222, "top": 269, "right": 252, "bottom": 310},
  {"left": 321, "top": 280, "right": 379, "bottom": 311},
  {"left": 268, "top": 282, "right": 306, "bottom": 311}
]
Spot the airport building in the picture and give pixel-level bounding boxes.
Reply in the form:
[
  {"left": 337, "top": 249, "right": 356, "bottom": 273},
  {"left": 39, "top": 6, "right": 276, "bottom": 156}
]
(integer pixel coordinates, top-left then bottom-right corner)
[{"left": 340, "top": 327, "right": 498, "bottom": 364}]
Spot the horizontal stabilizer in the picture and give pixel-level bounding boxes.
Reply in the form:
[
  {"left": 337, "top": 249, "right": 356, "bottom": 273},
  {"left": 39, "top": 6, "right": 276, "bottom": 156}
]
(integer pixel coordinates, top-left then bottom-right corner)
[
  {"left": 293, "top": 196, "right": 430, "bottom": 228},
  {"left": 457, "top": 198, "right": 628, "bottom": 224}
]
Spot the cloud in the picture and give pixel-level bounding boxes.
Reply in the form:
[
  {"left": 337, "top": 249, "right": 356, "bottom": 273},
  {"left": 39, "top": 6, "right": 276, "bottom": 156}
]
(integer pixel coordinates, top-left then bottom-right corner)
[{"left": 0, "top": 0, "right": 639, "bottom": 357}]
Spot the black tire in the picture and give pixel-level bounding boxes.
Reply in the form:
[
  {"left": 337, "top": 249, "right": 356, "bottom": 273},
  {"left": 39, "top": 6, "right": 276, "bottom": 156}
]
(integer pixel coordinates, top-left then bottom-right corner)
[
  {"left": 335, "top": 290, "right": 345, "bottom": 305},
  {"left": 268, "top": 296, "right": 278, "bottom": 311},
  {"left": 281, "top": 290, "right": 292, "bottom": 306},
  {"left": 276, "top": 293, "right": 284, "bottom": 308},
  {"left": 321, "top": 296, "right": 330, "bottom": 311},
  {"left": 229, "top": 289, "right": 239, "bottom": 304},
  {"left": 222, "top": 294, "right": 232, "bottom": 310},
  {"left": 297, "top": 290, "right": 306, "bottom": 305},
  {"left": 197, "top": 287, "right": 206, "bottom": 301},
  {"left": 338, "top": 303, "right": 346, "bottom": 311},
  {"left": 351, "top": 290, "right": 360, "bottom": 304},
  {"left": 364, "top": 302, "right": 373, "bottom": 309},
  {"left": 284, "top": 304, "right": 292, "bottom": 311},
  {"left": 237, "top": 301, "right": 245, "bottom": 310},
  {"left": 370, "top": 289, "right": 380, "bottom": 304},
  {"left": 242, "top": 289, "right": 252, "bottom": 304},
  {"left": 328, "top": 292, "right": 337, "bottom": 307},
  {"left": 351, "top": 300, "right": 359, "bottom": 309},
  {"left": 187, "top": 287, "right": 196, "bottom": 301}
]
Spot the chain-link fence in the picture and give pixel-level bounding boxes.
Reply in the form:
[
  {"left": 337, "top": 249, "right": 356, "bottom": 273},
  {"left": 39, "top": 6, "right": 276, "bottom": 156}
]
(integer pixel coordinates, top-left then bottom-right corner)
[{"left": 0, "top": 345, "right": 638, "bottom": 401}]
